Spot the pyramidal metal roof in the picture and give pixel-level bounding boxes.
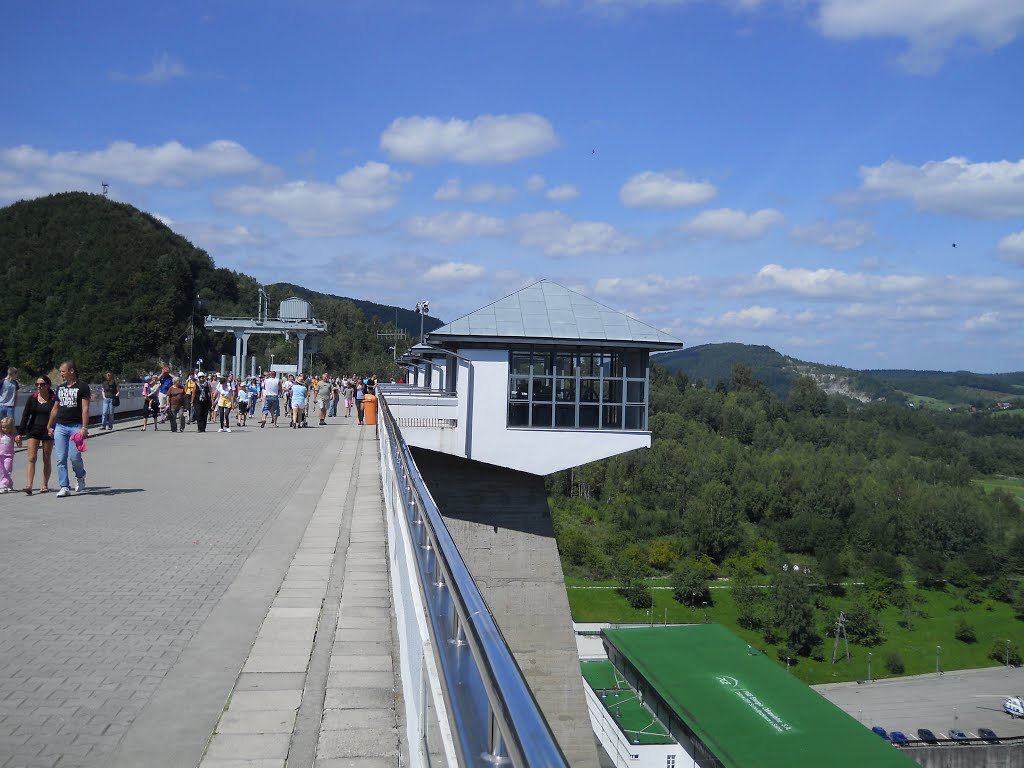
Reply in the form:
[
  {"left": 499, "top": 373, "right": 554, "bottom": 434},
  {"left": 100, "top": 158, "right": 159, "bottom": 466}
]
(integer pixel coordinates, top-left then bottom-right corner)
[{"left": 427, "top": 280, "right": 683, "bottom": 349}]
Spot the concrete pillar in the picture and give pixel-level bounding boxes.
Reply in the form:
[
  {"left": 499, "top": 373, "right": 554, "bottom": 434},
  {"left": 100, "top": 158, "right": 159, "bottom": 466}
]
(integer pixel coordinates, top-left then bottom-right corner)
[
  {"left": 233, "top": 335, "right": 243, "bottom": 378},
  {"left": 296, "top": 331, "right": 307, "bottom": 374},
  {"left": 239, "top": 333, "right": 251, "bottom": 378},
  {"left": 411, "top": 448, "right": 600, "bottom": 768}
]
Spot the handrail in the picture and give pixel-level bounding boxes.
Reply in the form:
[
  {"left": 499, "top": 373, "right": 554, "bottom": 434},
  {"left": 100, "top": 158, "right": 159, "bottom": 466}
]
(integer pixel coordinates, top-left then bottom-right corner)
[{"left": 377, "top": 391, "right": 569, "bottom": 767}]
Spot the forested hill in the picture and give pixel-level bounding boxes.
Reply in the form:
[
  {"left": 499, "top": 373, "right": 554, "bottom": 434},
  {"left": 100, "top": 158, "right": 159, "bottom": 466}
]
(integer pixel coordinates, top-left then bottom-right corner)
[
  {"left": 0, "top": 192, "right": 440, "bottom": 378},
  {"left": 655, "top": 343, "right": 1024, "bottom": 409}
]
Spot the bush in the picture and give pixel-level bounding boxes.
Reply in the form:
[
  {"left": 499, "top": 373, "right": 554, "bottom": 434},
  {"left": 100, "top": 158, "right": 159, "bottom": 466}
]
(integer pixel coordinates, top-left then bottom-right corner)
[
  {"left": 620, "top": 581, "right": 654, "bottom": 609},
  {"left": 989, "top": 639, "right": 1022, "bottom": 667},
  {"left": 954, "top": 620, "right": 977, "bottom": 644},
  {"left": 844, "top": 603, "right": 884, "bottom": 646},
  {"left": 884, "top": 652, "right": 905, "bottom": 675},
  {"left": 671, "top": 559, "right": 711, "bottom": 606}
]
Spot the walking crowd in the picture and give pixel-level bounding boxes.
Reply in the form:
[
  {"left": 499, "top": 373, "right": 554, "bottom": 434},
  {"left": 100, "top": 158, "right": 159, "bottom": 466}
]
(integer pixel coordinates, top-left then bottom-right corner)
[{"left": 1, "top": 363, "right": 381, "bottom": 498}]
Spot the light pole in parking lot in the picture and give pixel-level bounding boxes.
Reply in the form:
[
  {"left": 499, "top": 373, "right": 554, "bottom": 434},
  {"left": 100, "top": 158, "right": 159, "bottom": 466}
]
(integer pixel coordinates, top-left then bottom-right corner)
[
  {"left": 1007, "top": 639, "right": 1012, "bottom": 668},
  {"left": 868, "top": 652, "right": 872, "bottom": 683},
  {"left": 936, "top": 645, "right": 942, "bottom": 675}
]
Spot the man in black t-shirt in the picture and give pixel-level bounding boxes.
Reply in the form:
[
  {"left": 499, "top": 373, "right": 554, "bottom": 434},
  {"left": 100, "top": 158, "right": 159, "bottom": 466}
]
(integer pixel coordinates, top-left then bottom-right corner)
[{"left": 47, "top": 360, "right": 90, "bottom": 498}]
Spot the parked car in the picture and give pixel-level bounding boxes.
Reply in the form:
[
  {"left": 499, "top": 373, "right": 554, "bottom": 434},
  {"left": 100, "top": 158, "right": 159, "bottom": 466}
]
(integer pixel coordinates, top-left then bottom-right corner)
[
  {"left": 917, "top": 728, "right": 938, "bottom": 744},
  {"left": 890, "top": 731, "right": 910, "bottom": 746},
  {"left": 978, "top": 728, "right": 1000, "bottom": 744},
  {"left": 871, "top": 726, "right": 890, "bottom": 741},
  {"left": 949, "top": 729, "right": 968, "bottom": 743}
]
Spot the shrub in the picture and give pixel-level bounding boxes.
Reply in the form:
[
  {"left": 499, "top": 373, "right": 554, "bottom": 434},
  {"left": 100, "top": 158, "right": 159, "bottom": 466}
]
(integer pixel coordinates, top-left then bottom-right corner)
[
  {"left": 954, "top": 620, "right": 977, "bottom": 644},
  {"left": 671, "top": 560, "right": 711, "bottom": 606},
  {"left": 989, "top": 639, "right": 1022, "bottom": 667},
  {"left": 884, "top": 652, "right": 905, "bottom": 675},
  {"left": 844, "top": 603, "right": 884, "bottom": 647},
  {"left": 620, "top": 581, "right": 654, "bottom": 609}
]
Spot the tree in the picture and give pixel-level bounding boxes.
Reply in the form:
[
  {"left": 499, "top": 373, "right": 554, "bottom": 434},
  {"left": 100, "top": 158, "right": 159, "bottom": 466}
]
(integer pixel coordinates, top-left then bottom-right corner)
[
  {"left": 772, "top": 571, "right": 818, "bottom": 656},
  {"left": 671, "top": 560, "right": 711, "bottom": 607},
  {"left": 648, "top": 538, "right": 676, "bottom": 571},
  {"left": 732, "top": 566, "right": 764, "bottom": 630},
  {"left": 954, "top": 620, "right": 977, "bottom": 644},
  {"left": 843, "top": 603, "right": 884, "bottom": 646},
  {"left": 683, "top": 481, "right": 744, "bottom": 562}
]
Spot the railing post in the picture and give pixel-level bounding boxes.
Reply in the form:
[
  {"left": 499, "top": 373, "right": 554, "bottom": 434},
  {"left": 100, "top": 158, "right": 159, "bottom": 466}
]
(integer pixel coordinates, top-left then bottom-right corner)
[
  {"left": 481, "top": 710, "right": 512, "bottom": 765},
  {"left": 448, "top": 606, "right": 467, "bottom": 647}
]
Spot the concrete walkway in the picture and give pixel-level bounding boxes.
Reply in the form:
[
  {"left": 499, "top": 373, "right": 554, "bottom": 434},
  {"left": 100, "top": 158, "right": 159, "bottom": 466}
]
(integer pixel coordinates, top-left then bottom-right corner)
[{"left": 0, "top": 412, "right": 398, "bottom": 768}]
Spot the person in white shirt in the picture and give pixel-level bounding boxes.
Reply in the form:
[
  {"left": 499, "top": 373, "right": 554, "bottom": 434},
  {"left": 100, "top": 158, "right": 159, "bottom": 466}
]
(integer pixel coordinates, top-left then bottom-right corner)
[{"left": 260, "top": 371, "right": 281, "bottom": 428}]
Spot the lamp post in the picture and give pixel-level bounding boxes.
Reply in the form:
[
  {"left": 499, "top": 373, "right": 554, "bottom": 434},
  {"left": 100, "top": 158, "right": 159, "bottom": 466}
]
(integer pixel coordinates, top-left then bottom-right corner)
[
  {"left": 189, "top": 294, "right": 199, "bottom": 375},
  {"left": 936, "top": 645, "right": 942, "bottom": 675},
  {"left": 786, "top": 657, "right": 791, "bottom": 673},
  {"left": 1007, "top": 640, "right": 1012, "bottom": 668},
  {"left": 703, "top": 601, "right": 709, "bottom": 624},
  {"left": 415, "top": 300, "right": 430, "bottom": 343},
  {"left": 868, "top": 652, "right": 872, "bottom": 683}
]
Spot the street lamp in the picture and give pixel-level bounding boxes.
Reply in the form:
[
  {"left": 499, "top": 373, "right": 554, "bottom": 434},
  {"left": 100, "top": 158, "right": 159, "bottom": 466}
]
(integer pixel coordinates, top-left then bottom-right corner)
[
  {"left": 415, "top": 300, "right": 430, "bottom": 343},
  {"left": 786, "top": 657, "right": 791, "bottom": 673},
  {"left": 703, "top": 601, "right": 709, "bottom": 624},
  {"left": 1007, "top": 640, "right": 1012, "bottom": 668},
  {"left": 936, "top": 645, "right": 942, "bottom": 675},
  {"left": 868, "top": 652, "right": 872, "bottom": 683}
]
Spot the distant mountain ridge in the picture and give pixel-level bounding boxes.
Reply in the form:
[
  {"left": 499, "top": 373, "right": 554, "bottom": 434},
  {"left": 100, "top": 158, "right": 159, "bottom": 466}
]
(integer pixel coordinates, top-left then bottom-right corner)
[{"left": 654, "top": 343, "right": 1024, "bottom": 408}]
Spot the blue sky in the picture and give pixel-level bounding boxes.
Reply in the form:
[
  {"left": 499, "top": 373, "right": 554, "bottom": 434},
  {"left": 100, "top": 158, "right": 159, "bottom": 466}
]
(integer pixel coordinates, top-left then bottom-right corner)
[{"left": 3, "top": 1, "right": 1023, "bottom": 372}]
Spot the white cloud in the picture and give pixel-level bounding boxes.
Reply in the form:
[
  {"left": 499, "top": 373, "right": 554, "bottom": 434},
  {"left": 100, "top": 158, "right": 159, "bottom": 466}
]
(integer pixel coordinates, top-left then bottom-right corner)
[
  {"left": 681, "top": 208, "right": 784, "bottom": 240},
  {"left": 186, "top": 222, "right": 268, "bottom": 248},
  {"left": 998, "top": 230, "right": 1024, "bottom": 264},
  {"left": 380, "top": 114, "right": 558, "bottom": 165},
  {"left": 701, "top": 306, "right": 786, "bottom": 329},
  {"left": 406, "top": 211, "right": 506, "bottom": 243},
  {"left": 858, "top": 157, "right": 1024, "bottom": 219},
  {"left": 594, "top": 274, "right": 701, "bottom": 298},
  {"left": 216, "top": 161, "right": 408, "bottom": 237},
  {"left": 620, "top": 170, "right": 717, "bottom": 208},
  {"left": 790, "top": 219, "right": 872, "bottom": 251},
  {"left": 742, "top": 264, "right": 1024, "bottom": 306},
  {"left": 152, "top": 212, "right": 174, "bottom": 227},
  {"left": 815, "top": 0, "right": 1024, "bottom": 73},
  {"left": 0, "top": 140, "right": 272, "bottom": 189},
  {"left": 546, "top": 184, "right": 579, "bottom": 201},
  {"left": 423, "top": 261, "right": 487, "bottom": 283},
  {"left": 526, "top": 174, "right": 546, "bottom": 193},
  {"left": 514, "top": 211, "right": 637, "bottom": 257},
  {"left": 963, "top": 311, "right": 1000, "bottom": 332},
  {"left": 432, "top": 177, "right": 516, "bottom": 202},
  {"left": 110, "top": 52, "right": 187, "bottom": 83}
]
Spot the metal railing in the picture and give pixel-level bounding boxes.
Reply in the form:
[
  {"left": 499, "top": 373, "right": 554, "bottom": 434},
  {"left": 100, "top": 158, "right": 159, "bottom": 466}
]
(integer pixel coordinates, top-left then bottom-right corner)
[{"left": 376, "top": 391, "right": 569, "bottom": 768}]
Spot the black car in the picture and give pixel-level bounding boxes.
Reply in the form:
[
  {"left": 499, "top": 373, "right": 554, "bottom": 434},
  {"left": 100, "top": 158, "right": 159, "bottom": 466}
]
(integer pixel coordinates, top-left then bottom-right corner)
[
  {"left": 949, "top": 728, "right": 968, "bottom": 743},
  {"left": 978, "top": 727, "right": 1000, "bottom": 744},
  {"left": 917, "top": 728, "right": 938, "bottom": 744}
]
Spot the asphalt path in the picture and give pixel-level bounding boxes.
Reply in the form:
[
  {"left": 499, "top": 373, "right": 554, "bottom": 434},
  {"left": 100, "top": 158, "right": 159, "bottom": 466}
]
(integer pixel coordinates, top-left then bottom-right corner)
[{"left": 815, "top": 665, "right": 1024, "bottom": 742}]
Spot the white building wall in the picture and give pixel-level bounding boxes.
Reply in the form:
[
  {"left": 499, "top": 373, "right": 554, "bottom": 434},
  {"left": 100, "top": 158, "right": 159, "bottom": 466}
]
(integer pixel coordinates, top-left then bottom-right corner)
[
  {"left": 584, "top": 684, "right": 692, "bottom": 768},
  {"left": 462, "top": 348, "right": 650, "bottom": 476}
]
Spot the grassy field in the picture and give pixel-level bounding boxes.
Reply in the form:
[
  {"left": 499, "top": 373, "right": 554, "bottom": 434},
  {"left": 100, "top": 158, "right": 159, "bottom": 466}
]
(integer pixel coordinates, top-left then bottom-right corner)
[
  {"left": 566, "top": 579, "right": 1022, "bottom": 685},
  {"left": 975, "top": 476, "right": 1024, "bottom": 507}
]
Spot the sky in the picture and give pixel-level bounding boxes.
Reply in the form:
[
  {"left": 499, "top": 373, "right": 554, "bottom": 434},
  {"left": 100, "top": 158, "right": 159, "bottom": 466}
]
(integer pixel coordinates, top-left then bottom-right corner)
[{"left": 3, "top": 1, "right": 1023, "bottom": 373}]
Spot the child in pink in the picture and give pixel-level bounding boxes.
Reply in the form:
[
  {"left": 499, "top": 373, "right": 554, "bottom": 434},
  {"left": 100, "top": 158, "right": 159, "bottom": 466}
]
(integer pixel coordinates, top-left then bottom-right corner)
[{"left": 0, "top": 416, "right": 14, "bottom": 492}]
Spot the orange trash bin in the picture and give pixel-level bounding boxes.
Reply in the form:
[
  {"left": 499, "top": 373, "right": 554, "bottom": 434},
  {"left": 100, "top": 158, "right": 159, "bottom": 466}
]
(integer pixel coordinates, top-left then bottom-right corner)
[{"left": 364, "top": 393, "right": 377, "bottom": 425}]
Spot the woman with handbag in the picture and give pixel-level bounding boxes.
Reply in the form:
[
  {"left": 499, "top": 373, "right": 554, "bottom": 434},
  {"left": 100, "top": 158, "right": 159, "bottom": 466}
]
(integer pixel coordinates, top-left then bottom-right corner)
[
  {"left": 100, "top": 372, "right": 119, "bottom": 431},
  {"left": 16, "top": 375, "right": 56, "bottom": 494}
]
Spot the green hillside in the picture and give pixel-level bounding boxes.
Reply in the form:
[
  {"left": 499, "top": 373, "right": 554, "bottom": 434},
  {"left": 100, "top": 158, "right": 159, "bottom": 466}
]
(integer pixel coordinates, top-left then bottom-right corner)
[
  {"left": 0, "top": 192, "right": 440, "bottom": 378},
  {"left": 655, "top": 343, "right": 1024, "bottom": 409}
]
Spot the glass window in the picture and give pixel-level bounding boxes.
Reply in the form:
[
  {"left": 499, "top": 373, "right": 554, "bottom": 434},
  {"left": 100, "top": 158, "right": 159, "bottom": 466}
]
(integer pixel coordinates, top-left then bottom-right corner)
[
  {"left": 555, "top": 403, "right": 576, "bottom": 427},
  {"left": 511, "top": 351, "right": 531, "bottom": 376},
  {"left": 532, "top": 403, "right": 553, "bottom": 427},
  {"left": 508, "top": 402, "right": 528, "bottom": 426},
  {"left": 626, "top": 380, "right": 646, "bottom": 403},
  {"left": 533, "top": 376, "right": 553, "bottom": 402},
  {"left": 510, "top": 376, "right": 529, "bottom": 400},
  {"left": 603, "top": 405, "right": 622, "bottom": 428},
  {"left": 507, "top": 346, "right": 650, "bottom": 431}
]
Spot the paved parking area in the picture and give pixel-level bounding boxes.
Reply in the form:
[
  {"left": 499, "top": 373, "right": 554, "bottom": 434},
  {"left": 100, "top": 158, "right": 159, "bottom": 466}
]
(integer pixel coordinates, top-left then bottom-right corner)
[
  {"left": 0, "top": 415, "right": 388, "bottom": 768},
  {"left": 816, "top": 665, "right": 1024, "bottom": 742}
]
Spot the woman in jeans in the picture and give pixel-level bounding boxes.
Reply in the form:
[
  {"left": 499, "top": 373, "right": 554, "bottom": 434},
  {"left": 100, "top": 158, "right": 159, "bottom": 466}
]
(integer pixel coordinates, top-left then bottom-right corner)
[
  {"left": 46, "top": 360, "right": 89, "bottom": 498},
  {"left": 216, "top": 375, "right": 234, "bottom": 433},
  {"left": 100, "top": 372, "right": 118, "bottom": 431}
]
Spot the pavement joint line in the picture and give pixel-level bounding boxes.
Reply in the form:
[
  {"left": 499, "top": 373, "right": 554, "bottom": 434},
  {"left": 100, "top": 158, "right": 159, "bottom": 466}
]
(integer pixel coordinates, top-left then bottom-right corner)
[{"left": 196, "top": 432, "right": 364, "bottom": 768}]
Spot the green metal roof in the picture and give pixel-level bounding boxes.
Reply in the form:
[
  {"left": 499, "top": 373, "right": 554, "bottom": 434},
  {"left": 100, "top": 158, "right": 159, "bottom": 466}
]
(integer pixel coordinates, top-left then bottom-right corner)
[
  {"left": 427, "top": 280, "right": 682, "bottom": 349},
  {"left": 603, "top": 625, "right": 917, "bottom": 768}
]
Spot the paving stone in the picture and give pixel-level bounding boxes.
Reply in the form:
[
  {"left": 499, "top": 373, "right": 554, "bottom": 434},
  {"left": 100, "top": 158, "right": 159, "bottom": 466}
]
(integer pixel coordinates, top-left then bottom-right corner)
[{"left": 216, "top": 709, "right": 296, "bottom": 734}]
